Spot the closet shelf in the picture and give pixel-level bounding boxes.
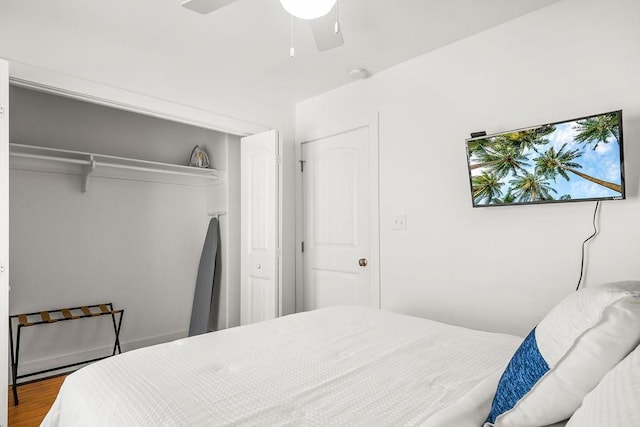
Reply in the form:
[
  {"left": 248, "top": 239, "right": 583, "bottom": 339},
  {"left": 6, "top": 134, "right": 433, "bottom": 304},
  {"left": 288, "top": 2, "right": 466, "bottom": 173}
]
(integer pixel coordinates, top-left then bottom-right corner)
[{"left": 9, "top": 143, "right": 223, "bottom": 191}]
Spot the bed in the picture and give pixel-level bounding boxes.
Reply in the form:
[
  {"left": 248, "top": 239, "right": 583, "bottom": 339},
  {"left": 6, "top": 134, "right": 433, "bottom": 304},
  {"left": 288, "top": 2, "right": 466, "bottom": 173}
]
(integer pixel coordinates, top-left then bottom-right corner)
[
  {"left": 42, "top": 305, "right": 527, "bottom": 426},
  {"left": 41, "top": 281, "right": 640, "bottom": 426}
]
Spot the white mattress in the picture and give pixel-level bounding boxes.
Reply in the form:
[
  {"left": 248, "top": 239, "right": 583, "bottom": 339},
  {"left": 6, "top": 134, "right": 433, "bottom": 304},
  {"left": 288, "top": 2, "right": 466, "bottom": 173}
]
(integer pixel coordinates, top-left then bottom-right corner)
[{"left": 42, "top": 306, "right": 522, "bottom": 426}]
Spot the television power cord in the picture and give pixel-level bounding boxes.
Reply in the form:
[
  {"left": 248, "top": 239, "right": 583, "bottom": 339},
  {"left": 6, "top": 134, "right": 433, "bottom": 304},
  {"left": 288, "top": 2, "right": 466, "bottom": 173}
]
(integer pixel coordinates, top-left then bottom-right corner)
[{"left": 576, "top": 201, "right": 601, "bottom": 291}]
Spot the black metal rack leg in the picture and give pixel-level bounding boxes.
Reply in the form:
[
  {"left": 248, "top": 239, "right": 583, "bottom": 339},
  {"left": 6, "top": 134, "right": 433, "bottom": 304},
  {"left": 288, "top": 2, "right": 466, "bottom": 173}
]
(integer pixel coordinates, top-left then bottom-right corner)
[
  {"left": 9, "top": 321, "right": 19, "bottom": 405},
  {"left": 8, "top": 304, "right": 124, "bottom": 406},
  {"left": 110, "top": 310, "right": 124, "bottom": 355}
]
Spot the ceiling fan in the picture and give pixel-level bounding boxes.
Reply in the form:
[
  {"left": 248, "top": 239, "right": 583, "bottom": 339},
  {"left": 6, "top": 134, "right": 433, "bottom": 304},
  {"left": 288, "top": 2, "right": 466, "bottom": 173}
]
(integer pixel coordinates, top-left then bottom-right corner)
[{"left": 181, "top": 0, "right": 344, "bottom": 54}]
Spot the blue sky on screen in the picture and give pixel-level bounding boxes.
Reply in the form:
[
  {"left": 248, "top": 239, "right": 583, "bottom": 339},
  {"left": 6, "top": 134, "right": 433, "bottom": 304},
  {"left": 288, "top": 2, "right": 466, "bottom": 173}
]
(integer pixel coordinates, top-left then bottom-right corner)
[
  {"left": 538, "top": 121, "right": 621, "bottom": 199},
  {"left": 470, "top": 115, "right": 623, "bottom": 202}
]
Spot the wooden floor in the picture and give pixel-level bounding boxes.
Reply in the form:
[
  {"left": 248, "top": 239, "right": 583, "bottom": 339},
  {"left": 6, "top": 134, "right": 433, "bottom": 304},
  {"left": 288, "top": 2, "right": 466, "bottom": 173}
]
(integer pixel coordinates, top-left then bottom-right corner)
[{"left": 8, "top": 375, "right": 66, "bottom": 427}]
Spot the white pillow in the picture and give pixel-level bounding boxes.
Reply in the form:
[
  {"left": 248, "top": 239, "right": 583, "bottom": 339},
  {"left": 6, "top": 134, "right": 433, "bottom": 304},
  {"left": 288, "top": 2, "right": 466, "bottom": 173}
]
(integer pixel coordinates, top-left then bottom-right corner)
[
  {"left": 567, "top": 343, "right": 640, "bottom": 426},
  {"left": 485, "top": 281, "right": 640, "bottom": 427}
]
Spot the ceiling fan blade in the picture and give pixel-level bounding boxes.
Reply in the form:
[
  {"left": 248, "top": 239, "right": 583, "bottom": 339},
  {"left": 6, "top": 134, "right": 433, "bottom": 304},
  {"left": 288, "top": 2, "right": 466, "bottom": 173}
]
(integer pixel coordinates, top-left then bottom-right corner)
[
  {"left": 310, "top": 6, "right": 344, "bottom": 52},
  {"left": 181, "top": 0, "right": 240, "bottom": 14}
]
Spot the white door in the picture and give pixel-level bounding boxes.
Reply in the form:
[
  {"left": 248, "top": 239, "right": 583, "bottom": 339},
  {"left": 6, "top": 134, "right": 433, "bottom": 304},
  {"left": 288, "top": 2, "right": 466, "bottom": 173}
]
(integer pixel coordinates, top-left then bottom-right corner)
[
  {"left": 302, "top": 124, "right": 379, "bottom": 310},
  {"left": 240, "top": 130, "right": 280, "bottom": 325},
  {"left": 0, "top": 59, "right": 9, "bottom": 426}
]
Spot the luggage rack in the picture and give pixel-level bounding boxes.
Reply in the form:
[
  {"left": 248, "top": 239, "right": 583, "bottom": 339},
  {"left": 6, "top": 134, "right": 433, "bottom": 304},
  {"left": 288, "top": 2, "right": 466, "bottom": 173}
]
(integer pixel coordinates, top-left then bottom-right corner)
[{"left": 9, "top": 303, "right": 124, "bottom": 405}]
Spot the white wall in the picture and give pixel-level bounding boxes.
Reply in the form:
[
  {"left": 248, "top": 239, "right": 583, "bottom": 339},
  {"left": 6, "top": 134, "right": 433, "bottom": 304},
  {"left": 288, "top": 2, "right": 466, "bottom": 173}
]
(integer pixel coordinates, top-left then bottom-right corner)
[
  {"left": 9, "top": 87, "right": 233, "bottom": 374},
  {"left": 10, "top": 172, "right": 207, "bottom": 365},
  {"left": 296, "top": 0, "right": 640, "bottom": 337}
]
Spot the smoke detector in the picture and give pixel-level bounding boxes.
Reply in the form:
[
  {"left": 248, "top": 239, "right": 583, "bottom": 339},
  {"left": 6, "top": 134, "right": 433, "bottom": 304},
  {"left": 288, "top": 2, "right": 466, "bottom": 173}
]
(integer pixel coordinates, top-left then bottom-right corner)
[{"left": 349, "top": 67, "right": 369, "bottom": 80}]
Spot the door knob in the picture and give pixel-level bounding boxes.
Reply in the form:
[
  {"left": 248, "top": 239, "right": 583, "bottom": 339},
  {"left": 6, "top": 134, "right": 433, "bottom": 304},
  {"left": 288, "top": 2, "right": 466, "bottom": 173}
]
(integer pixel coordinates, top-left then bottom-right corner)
[{"left": 358, "top": 258, "right": 368, "bottom": 267}]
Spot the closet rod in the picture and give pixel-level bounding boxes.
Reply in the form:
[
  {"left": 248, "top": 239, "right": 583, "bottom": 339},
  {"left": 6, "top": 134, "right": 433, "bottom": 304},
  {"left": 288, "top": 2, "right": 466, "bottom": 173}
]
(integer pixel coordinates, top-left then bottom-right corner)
[
  {"left": 10, "top": 152, "right": 218, "bottom": 179},
  {"left": 95, "top": 162, "right": 218, "bottom": 178}
]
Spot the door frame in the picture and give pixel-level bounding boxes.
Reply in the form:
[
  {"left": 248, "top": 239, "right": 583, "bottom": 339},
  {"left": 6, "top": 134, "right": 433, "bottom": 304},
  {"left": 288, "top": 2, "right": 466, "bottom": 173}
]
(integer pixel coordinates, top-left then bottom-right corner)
[
  {"left": 0, "top": 58, "right": 9, "bottom": 427},
  {"left": 9, "top": 61, "right": 269, "bottom": 137},
  {"left": 295, "top": 112, "right": 380, "bottom": 312}
]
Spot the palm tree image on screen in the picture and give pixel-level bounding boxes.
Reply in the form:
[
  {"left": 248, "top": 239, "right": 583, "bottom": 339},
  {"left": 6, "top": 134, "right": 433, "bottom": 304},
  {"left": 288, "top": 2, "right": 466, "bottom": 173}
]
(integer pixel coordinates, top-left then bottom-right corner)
[{"left": 467, "top": 112, "right": 622, "bottom": 206}]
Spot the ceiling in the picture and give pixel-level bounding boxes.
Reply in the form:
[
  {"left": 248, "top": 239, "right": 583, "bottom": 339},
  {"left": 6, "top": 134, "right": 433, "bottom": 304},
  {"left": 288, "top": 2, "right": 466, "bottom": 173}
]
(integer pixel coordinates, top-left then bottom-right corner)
[{"left": 0, "top": 0, "right": 562, "bottom": 127}]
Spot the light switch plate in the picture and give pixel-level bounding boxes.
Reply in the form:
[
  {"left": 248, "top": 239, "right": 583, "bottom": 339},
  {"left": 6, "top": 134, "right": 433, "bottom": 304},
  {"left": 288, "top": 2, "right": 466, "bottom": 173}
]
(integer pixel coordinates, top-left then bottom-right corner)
[{"left": 392, "top": 214, "right": 406, "bottom": 230}]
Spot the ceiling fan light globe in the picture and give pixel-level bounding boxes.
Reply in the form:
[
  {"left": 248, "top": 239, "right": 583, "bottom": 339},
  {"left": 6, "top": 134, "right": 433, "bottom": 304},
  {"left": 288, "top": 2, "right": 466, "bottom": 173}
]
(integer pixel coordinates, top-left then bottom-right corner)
[{"left": 280, "top": 0, "right": 337, "bottom": 20}]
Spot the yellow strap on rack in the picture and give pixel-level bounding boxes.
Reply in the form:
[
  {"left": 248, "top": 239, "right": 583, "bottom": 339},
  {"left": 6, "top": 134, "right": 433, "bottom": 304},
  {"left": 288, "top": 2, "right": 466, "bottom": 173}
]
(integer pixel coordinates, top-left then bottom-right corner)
[
  {"left": 18, "top": 314, "right": 33, "bottom": 327},
  {"left": 40, "top": 311, "right": 56, "bottom": 323},
  {"left": 61, "top": 308, "right": 77, "bottom": 319}
]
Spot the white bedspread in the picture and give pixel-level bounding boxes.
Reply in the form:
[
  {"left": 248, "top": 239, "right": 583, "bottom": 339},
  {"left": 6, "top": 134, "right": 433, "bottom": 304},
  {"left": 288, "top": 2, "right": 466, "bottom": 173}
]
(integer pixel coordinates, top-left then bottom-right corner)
[{"left": 42, "top": 306, "right": 522, "bottom": 426}]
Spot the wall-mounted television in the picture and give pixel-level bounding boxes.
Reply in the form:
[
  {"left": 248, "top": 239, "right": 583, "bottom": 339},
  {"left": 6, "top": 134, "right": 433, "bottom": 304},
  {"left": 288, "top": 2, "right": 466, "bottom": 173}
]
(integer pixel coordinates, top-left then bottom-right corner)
[{"left": 465, "top": 110, "right": 625, "bottom": 208}]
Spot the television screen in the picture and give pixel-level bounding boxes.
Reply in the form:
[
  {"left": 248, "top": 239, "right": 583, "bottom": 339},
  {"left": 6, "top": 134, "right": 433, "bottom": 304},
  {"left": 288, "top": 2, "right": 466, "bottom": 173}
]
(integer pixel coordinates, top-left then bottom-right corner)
[{"left": 465, "top": 110, "right": 625, "bottom": 207}]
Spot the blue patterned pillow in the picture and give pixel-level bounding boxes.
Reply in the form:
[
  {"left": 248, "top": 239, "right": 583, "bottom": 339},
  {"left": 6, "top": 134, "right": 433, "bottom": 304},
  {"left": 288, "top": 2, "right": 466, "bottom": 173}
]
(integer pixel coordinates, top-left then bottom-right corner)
[
  {"left": 485, "top": 329, "right": 549, "bottom": 424},
  {"left": 484, "top": 281, "right": 640, "bottom": 427}
]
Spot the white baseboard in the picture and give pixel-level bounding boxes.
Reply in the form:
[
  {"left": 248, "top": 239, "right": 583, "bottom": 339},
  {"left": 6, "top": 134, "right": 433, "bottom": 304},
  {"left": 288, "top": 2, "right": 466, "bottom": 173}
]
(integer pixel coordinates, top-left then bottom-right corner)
[{"left": 10, "top": 330, "right": 187, "bottom": 384}]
